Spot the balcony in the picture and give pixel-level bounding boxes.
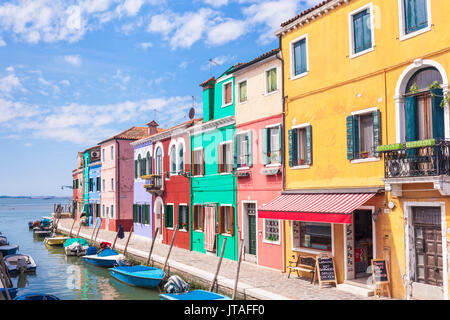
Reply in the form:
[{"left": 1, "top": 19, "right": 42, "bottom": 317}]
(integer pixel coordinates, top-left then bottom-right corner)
[
  {"left": 141, "top": 174, "right": 164, "bottom": 194},
  {"left": 378, "top": 139, "right": 450, "bottom": 196}
]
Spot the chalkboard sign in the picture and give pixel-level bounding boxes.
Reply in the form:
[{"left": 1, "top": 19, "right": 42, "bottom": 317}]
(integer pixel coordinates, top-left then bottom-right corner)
[
  {"left": 372, "top": 259, "right": 389, "bottom": 284},
  {"left": 316, "top": 256, "right": 337, "bottom": 287}
]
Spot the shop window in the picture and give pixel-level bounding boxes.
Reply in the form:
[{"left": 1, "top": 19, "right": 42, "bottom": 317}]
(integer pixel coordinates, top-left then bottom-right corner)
[
  {"left": 293, "top": 221, "right": 332, "bottom": 251},
  {"left": 192, "top": 149, "right": 204, "bottom": 176},
  {"left": 178, "top": 205, "right": 189, "bottom": 231},
  {"left": 218, "top": 142, "right": 232, "bottom": 174},
  {"left": 264, "top": 219, "right": 280, "bottom": 242},
  {"left": 165, "top": 204, "right": 174, "bottom": 229},
  {"left": 218, "top": 206, "right": 234, "bottom": 235},
  {"left": 193, "top": 205, "right": 204, "bottom": 231},
  {"left": 262, "top": 125, "right": 282, "bottom": 166},
  {"left": 289, "top": 125, "right": 312, "bottom": 167}
]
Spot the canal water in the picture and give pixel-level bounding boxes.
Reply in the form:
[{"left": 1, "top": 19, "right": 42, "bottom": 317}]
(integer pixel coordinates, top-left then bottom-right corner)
[{"left": 0, "top": 197, "right": 160, "bottom": 300}]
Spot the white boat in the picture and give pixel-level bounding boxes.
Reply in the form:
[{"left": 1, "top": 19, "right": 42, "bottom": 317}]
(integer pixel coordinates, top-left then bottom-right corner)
[
  {"left": 4, "top": 254, "right": 37, "bottom": 274},
  {"left": 82, "top": 249, "right": 124, "bottom": 268},
  {"left": 63, "top": 238, "right": 89, "bottom": 256}
]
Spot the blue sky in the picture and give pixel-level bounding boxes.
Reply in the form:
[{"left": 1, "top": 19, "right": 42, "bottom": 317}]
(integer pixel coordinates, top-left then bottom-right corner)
[{"left": 0, "top": 0, "right": 318, "bottom": 196}]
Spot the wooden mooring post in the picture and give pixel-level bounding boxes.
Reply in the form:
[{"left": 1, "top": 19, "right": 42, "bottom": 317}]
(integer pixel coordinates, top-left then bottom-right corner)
[
  {"left": 163, "top": 226, "right": 178, "bottom": 274},
  {"left": 146, "top": 228, "right": 159, "bottom": 265},
  {"left": 69, "top": 219, "right": 76, "bottom": 237},
  {"left": 89, "top": 224, "right": 97, "bottom": 246},
  {"left": 112, "top": 229, "right": 119, "bottom": 250},
  {"left": 76, "top": 221, "right": 83, "bottom": 238},
  {"left": 0, "top": 253, "right": 12, "bottom": 300},
  {"left": 93, "top": 218, "right": 102, "bottom": 245},
  {"left": 123, "top": 225, "right": 134, "bottom": 256},
  {"left": 209, "top": 237, "right": 227, "bottom": 293},
  {"left": 232, "top": 240, "right": 245, "bottom": 300}
]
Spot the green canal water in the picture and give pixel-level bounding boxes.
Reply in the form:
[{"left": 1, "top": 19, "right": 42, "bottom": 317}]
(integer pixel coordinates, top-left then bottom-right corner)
[{"left": 0, "top": 197, "right": 160, "bottom": 300}]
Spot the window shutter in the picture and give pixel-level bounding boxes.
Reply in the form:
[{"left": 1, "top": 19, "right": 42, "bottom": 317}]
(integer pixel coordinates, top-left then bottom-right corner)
[
  {"left": 294, "top": 39, "right": 307, "bottom": 75},
  {"left": 201, "top": 206, "right": 205, "bottom": 231},
  {"left": 133, "top": 204, "right": 137, "bottom": 223},
  {"left": 277, "top": 125, "right": 283, "bottom": 164},
  {"left": 347, "top": 116, "right": 355, "bottom": 160},
  {"left": 247, "top": 131, "right": 253, "bottom": 167},
  {"left": 372, "top": 110, "right": 382, "bottom": 157},
  {"left": 201, "top": 149, "right": 205, "bottom": 176},
  {"left": 288, "top": 129, "right": 298, "bottom": 167},
  {"left": 305, "top": 125, "right": 313, "bottom": 165},
  {"left": 218, "top": 144, "right": 223, "bottom": 173},
  {"left": 431, "top": 88, "right": 445, "bottom": 140},
  {"left": 185, "top": 206, "right": 189, "bottom": 231},
  {"left": 164, "top": 205, "right": 168, "bottom": 227},
  {"left": 218, "top": 207, "right": 223, "bottom": 234},
  {"left": 230, "top": 207, "right": 235, "bottom": 236},
  {"left": 405, "top": 96, "right": 418, "bottom": 142},
  {"left": 261, "top": 128, "right": 269, "bottom": 165},
  {"left": 145, "top": 205, "right": 149, "bottom": 225},
  {"left": 177, "top": 206, "right": 181, "bottom": 229}
]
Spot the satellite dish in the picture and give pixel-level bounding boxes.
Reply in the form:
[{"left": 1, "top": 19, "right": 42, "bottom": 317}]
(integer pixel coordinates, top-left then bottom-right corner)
[{"left": 189, "top": 107, "right": 195, "bottom": 120}]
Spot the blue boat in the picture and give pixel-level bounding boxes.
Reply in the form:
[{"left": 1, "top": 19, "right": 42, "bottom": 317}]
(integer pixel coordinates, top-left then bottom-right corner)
[
  {"left": 82, "top": 248, "right": 124, "bottom": 268},
  {"left": 14, "top": 294, "right": 59, "bottom": 300},
  {"left": 0, "top": 288, "right": 19, "bottom": 299},
  {"left": 109, "top": 266, "right": 165, "bottom": 288},
  {"left": 0, "top": 244, "right": 19, "bottom": 256},
  {"left": 159, "top": 290, "right": 231, "bottom": 300}
]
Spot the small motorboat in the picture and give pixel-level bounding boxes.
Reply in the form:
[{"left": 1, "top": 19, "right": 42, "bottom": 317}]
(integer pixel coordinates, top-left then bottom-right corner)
[
  {"left": 64, "top": 238, "right": 89, "bottom": 256},
  {"left": 0, "top": 244, "right": 19, "bottom": 256},
  {"left": 0, "top": 235, "right": 8, "bottom": 245},
  {"left": 44, "top": 236, "right": 70, "bottom": 246},
  {"left": 109, "top": 266, "right": 165, "bottom": 288},
  {"left": 33, "top": 227, "right": 52, "bottom": 238},
  {"left": 4, "top": 254, "right": 37, "bottom": 274},
  {"left": 82, "top": 248, "right": 124, "bottom": 268},
  {"left": 159, "top": 290, "right": 231, "bottom": 300},
  {"left": 14, "top": 294, "right": 59, "bottom": 300}
]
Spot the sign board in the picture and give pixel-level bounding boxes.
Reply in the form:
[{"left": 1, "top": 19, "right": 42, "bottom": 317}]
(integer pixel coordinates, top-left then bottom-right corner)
[
  {"left": 372, "top": 259, "right": 389, "bottom": 284},
  {"left": 316, "top": 255, "right": 337, "bottom": 288}
]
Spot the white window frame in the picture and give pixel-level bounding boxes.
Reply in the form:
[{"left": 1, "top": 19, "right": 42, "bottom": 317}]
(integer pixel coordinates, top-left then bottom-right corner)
[
  {"left": 236, "top": 130, "right": 251, "bottom": 170},
  {"left": 218, "top": 141, "right": 233, "bottom": 175},
  {"left": 178, "top": 203, "right": 189, "bottom": 232},
  {"left": 264, "top": 65, "right": 279, "bottom": 96},
  {"left": 348, "top": 3, "right": 375, "bottom": 59},
  {"left": 265, "top": 123, "right": 282, "bottom": 167},
  {"left": 177, "top": 138, "right": 186, "bottom": 174},
  {"left": 192, "top": 147, "right": 204, "bottom": 177},
  {"left": 290, "top": 122, "right": 311, "bottom": 170},
  {"left": 219, "top": 204, "right": 233, "bottom": 237},
  {"left": 110, "top": 145, "right": 114, "bottom": 161},
  {"left": 398, "top": 0, "right": 432, "bottom": 42},
  {"left": 168, "top": 140, "right": 178, "bottom": 176},
  {"left": 289, "top": 34, "right": 309, "bottom": 81},
  {"left": 263, "top": 218, "right": 281, "bottom": 245},
  {"left": 291, "top": 221, "right": 334, "bottom": 256},
  {"left": 350, "top": 107, "right": 381, "bottom": 164},
  {"left": 237, "top": 79, "right": 248, "bottom": 105},
  {"left": 222, "top": 79, "right": 234, "bottom": 108}
]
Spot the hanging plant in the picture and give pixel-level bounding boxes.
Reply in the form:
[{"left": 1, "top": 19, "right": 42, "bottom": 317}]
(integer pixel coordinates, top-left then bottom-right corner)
[
  {"left": 441, "top": 93, "right": 450, "bottom": 109},
  {"left": 428, "top": 81, "right": 442, "bottom": 99},
  {"left": 409, "top": 83, "right": 419, "bottom": 94}
]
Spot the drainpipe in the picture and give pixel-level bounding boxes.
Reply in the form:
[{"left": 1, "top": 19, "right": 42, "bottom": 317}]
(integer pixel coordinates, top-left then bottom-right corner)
[
  {"left": 276, "top": 35, "right": 286, "bottom": 273},
  {"left": 116, "top": 139, "right": 121, "bottom": 231}
]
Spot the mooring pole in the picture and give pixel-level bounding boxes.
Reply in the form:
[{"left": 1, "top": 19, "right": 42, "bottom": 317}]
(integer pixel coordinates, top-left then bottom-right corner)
[
  {"left": 76, "top": 220, "right": 83, "bottom": 238},
  {"left": 123, "top": 225, "right": 134, "bottom": 256},
  {"left": 89, "top": 224, "right": 97, "bottom": 246},
  {"left": 146, "top": 227, "right": 159, "bottom": 265},
  {"left": 209, "top": 237, "right": 227, "bottom": 292},
  {"left": 232, "top": 240, "right": 245, "bottom": 300},
  {"left": 163, "top": 226, "right": 178, "bottom": 273},
  {"left": 69, "top": 218, "right": 76, "bottom": 237},
  {"left": 93, "top": 218, "right": 102, "bottom": 245},
  {"left": 112, "top": 229, "right": 119, "bottom": 250}
]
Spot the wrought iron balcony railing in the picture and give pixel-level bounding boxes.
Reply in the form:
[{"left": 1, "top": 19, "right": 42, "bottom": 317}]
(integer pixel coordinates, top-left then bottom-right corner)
[
  {"left": 378, "top": 139, "right": 450, "bottom": 179},
  {"left": 142, "top": 174, "right": 163, "bottom": 191}
]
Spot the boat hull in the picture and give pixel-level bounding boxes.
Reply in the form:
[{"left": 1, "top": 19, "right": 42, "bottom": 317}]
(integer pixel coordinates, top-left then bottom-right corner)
[
  {"left": 44, "top": 237, "right": 69, "bottom": 246},
  {"left": 83, "top": 256, "right": 121, "bottom": 268},
  {"left": 0, "top": 245, "right": 19, "bottom": 256},
  {"left": 4, "top": 254, "right": 37, "bottom": 275},
  {"left": 0, "top": 288, "right": 19, "bottom": 299},
  {"left": 159, "top": 290, "right": 231, "bottom": 300},
  {"left": 109, "top": 268, "right": 164, "bottom": 288}
]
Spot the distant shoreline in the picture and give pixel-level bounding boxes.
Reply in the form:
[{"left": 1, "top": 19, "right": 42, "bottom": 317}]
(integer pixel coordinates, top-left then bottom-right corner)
[{"left": 0, "top": 196, "right": 71, "bottom": 199}]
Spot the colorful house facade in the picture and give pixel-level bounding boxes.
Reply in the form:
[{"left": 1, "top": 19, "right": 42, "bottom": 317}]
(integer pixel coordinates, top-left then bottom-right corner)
[
  {"left": 88, "top": 149, "right": 101, "bottom": 227},
  {"left": 72, "top": 152, "right": 84, "bottom": 220},
  {"left": 260, "top": 0, "right": 450, "bottom": 300},
  {"left": 99, "top": 126, "right": 148, "bottom": 232},
  {"left": 188, "top": 68, "right": 238, "bottom": 261},
  {"left": 232, "top": 49, "right": 285, "bottom": 270},
  {"left": 83, "top": 146, "right": 101, "bottom": 227}
]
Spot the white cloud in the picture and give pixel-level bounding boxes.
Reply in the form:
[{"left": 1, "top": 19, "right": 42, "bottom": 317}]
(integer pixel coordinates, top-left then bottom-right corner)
[
  {"left": 207, "top": 19, "right": 246, "bottom": 45},
  {"left": 0, "top": 37, "right": 5, "bottom": 47},
  {"left": 147, "top": 13, "right": 176, "bottom": 37},
  {"left": 0, "top": 98, "right": 40, "bottom": 122},
  {"left": 64, "top": 55, "right": 82, "bottom": 67},
  {"left": 203, "top": 0, "right": 228, "bottom": 7},
  {"left": 0, "top": 73, "right": 25, "bottom": 96},
  {"left": 5, "top": 66, "right": 14, "bottom": 73},
  {"left": 60, "top": 80, "right": 71, "bottom": 86},
  {"left": 201, "top": 54, "right": 236, "bottom": 71},
  {"left": 140, "top": 42, "right": 153, "bottom": 49}
]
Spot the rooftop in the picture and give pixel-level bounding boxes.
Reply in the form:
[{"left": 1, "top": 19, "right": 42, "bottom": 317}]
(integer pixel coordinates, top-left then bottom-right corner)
[{"left": 98, "top": 126, "right": 149, "bottom": 145}]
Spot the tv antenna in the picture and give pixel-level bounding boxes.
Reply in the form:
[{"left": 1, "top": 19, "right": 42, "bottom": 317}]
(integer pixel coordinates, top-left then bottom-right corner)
[
  {"left": 188, "top": 96, "right": 196, "bottom": 120},
  {"left": 209, "top": 58, "right": 220, "bottom": 77}
]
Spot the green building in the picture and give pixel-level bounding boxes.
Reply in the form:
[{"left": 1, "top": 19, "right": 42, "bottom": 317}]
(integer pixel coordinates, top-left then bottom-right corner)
[{"left": 188, "top": 67, "right": 238, "bottom": 261}]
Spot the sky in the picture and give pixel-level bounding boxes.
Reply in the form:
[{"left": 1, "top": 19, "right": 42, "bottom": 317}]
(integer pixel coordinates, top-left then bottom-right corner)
[{"left": 0, "top": 0, "right": 320, "bottom": 197}]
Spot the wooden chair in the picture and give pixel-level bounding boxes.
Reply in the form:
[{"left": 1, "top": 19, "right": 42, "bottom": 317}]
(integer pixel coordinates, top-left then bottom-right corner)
[{"left": 287, "top": 253, "right": 317, "bottom": 284}]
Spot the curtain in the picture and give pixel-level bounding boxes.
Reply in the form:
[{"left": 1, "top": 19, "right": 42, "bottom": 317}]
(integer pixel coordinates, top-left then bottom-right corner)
[
  {"left": 267, "top": 68, "right": 277, "bottom": 92},
  {"left": 239, "top": 81, "right": 247, "bottom": 102}
]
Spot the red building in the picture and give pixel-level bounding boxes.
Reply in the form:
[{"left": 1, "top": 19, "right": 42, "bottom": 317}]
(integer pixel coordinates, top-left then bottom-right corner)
[{"left": 72, "top": 152, "right": 84, "bottom": 220}]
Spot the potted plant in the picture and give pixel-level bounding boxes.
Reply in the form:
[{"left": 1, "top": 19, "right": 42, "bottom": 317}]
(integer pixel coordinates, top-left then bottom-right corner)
[
  {"left": 360, "top": 151, "right": 369, "bottom": 159},
  {"left": 298, "top": 159, "right": 305, "bottom": 165},
  {"left": 181, "top": 222, "right": 187, "bottom": 230}
]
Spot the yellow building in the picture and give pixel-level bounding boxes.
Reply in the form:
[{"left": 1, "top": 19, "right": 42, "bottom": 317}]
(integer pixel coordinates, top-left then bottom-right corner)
[{"left": 259, "top": 0, "right": 450, "bottom": 299}]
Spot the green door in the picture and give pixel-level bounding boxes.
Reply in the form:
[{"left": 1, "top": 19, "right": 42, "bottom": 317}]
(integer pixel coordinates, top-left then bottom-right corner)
[{"left": 248, "top": 214, "right": 256, "bottom": 255}]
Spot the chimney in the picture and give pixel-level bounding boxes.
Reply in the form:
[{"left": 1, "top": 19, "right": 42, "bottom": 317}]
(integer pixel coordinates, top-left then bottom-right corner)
[
  {"left": 147, "top": 120, "right": 159, "bottom": 135},
  {"left": 200, "top": 77, "right": 215, "bottom": 122}
]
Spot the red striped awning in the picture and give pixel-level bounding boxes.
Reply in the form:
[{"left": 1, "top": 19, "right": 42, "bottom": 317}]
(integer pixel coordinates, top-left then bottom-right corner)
[{"left": 259, "top": 193, "right": 376, "bottom": 224}]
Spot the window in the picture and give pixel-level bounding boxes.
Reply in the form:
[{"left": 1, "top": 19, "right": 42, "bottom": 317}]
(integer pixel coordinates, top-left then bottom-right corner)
[
  {"left": 102, "top": 205, "right": 105, "bottom": 217},
  {"left": 110, "top": 145, "right": 114, "bottom": 161},
  {"left": 238, "top": 80, "right": 247, "bottom": 103},
  {"left": 133, "top": 204, "right": 140, "bottom": 223},
  {"left": 266, "top": 68, "right": 277, "bottom": 94},
  {"left": 102, "top": 149, "right": 105, "bottom": 162},
  {"left": 165, "top": 204, "right": 174, "bottom": 228},
  {"left": 146, "top": 152, "right": 152, "bottom": 175},
  {"left": 111, "top": 178, "right": 114, "bottom": 191},
  {"left": 218, "top": 142, "right": 232, "bottom": 174},
  {"left": 347, "top": 111, "right": 381, "bottom": 160},
  {"left": 96, "top": 177, "right": 101, "bottom": 192},
  {"left": 193, "top": 205, "right": 204, "bottom": 231},
  {"left": 170, "top": 145, "right": 177, "bottom": 174},
  {"left": 235, "top": 132, "right": 252, "bottom": 169},
  {"left": 264, "top": 219, "right": 280, "bottom": 242},
  {"left": 89, "top": 178, "right": 93, "bottom": 192},
  {"left": 402, "top": 0, "right": 429, "bottom": 35},
  {"left": 293, "top": 221, "right": 332, "bottom": 251},
  {"left": 289, "top": 125, "right": 313, "bottom": 167},
  {"left": 192, "top": 149, "right": 204, "bottom": 176},
  {"left": 155, "top": 147, "right": 163, "bottom": 175},
  {"left": 223, "top": 81, "right": 233, "bottom": 106},
  {"left": 290, "top": 36, "right": 308, "bottom": 79},
  {"left": 218, "top": 206, "right": 234, "bottom": 235},
  {"left": 111, "top": 205, "right": 114, "bottom": 218},
  {"left": 178, "top": 143, "right": 184, "bottom": 173},
  {"left": 349, "top": 5, "right": 374, "bottom": 57},
  {"left": 106, "top": 206, "right": 109, "bottom": 218},
  {"left": 102, "top": 179, "right": 105, "bottom": 192},
  {"left": 75, "top": 179, "right": 79, "bottom": 189},
  {"left": 178, "top": 205, "right": 189, "bottom": 231},
  {"left": 262, "top": 125, "right": 282, "bottom": 166}
]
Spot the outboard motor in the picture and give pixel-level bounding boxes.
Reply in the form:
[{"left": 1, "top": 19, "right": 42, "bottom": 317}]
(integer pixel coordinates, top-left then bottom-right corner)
[{"left": 164, "top": 275, "right": 189, "bottom": 294}]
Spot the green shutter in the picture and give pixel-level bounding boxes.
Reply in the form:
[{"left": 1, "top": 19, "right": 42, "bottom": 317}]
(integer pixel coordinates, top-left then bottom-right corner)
[
  {"left": 164, "top": 205, "right": 168, "bottom": 227},
  {"left": 305, "top": 125, "right": 312, "bottom": 165},
  {"left": 347, "top": 116, "right": 356, "bottom": 160},
  {"left": 142, "top": 158, "right": 147, "bottom": 176},
  {"left": 233, "top": 134, "right": 240, "bottom": 169},
  {"left": 373, "top": 110, "right": 382, "bottom": 157},
  {"left": 261, "top": 128, "right": 270, "bottom": 165},
  {"left": 145, "top": 205, "right": 150, "bottom": 225},
  {"left": 247, "top": 131, "right": 253, "bottom": 167},
  {"left": 133, "top": 204, "right": 137, "bottom": 223},
  {"left": 185, "top": 206, "right": 189, "bottom": 231},
  {"left": 288, "top": 129, "right": 298, "bottom": 167},
  {"left": 431, "top": 88, "right": 445, "bottom": 140},
  {"left": 177, "top": 206, "right": 182, "bottom": 229},
  {"left": 135, "top": 160, "right": 138, "bottom": 179},
  {"left": 405, "top": 96, "right": 418, "bottom": 142}
]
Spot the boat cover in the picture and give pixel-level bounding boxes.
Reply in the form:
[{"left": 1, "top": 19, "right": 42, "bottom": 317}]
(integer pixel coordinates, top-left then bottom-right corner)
[
  {"left": 64, "top": 238, "right": 89, "bottom": 247},
  {"left": 86, "top": 247, "right": 98, "bottom": 256},
  {"left": 98, "top": 249, "right": 119, "bottom": 257}
]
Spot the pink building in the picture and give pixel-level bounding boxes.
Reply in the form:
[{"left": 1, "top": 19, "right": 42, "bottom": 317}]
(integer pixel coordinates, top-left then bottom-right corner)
[
  {"left": 72, "top": 152, "right": 84, "bottom": 220},
  {"left": 99, "top": 127, "right": 149, "bottom": 232},
  {"left": 232, "top": 49, "right": 285, "bottom": 271}
]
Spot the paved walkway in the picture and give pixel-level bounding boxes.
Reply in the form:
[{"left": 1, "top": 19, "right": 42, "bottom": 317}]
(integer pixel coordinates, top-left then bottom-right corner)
[{"left": 57, "top": 219, "right": 383, "bottom": 300}]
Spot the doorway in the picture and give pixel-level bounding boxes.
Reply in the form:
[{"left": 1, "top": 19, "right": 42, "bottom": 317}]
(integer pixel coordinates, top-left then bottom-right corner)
[
  {"left": 154, "top": 197, "right": 163, "bottom": 243},
  {"left": 242, "top": 202, "right": 257, "bottom": 262},
  {"left": 354, "top": 209, "right": 374, "bottom": 280},
  {"left": 204, "top": 205, "right": 217, "bottom": 253}
]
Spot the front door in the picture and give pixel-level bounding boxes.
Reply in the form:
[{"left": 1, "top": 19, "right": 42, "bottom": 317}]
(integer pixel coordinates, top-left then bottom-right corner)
[
  {"left": 204, "top": 206, "right": 216, "bottom": 253},
  {"left": 248, "top": 214, "right": 256, "bottom": 255},
  {"left": 413, "top": 207, "right": 443, "bottom": 287},
  {"left": 354, "top": 210, "right": 373, "bottom": 279},
  {"left": 154, "top": 201, "right": 163, "bottom": 242}
]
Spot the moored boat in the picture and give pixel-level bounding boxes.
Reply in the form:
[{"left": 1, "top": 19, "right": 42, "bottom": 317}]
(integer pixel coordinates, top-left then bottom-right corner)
[
  {"left": 44, "top": 236, "right": 70, "bottom": 246},
  {"left": 14, "top": 294, "right": 59, "bottom": 300},
  {"left": 4, "top": 254, "right": 37, "bottom": 274},
  {"left": 64, "top": 238, "right": 89, "bottom": 256},
  {"left": 0, "top": 244, "right": 19, "bottom": 256},
  {"left": 33, "top": 227, "right": 52, "bottom": 238},
  {"left": 159, "top": 290, "right": 231, "bottom": 300},
  {"left": 82, "top": 248, "right": 124, "bottom": 268},
  {"left": 0, "top": 279, "right": 18, "bottom": 300},
  {"left": 109, "top": 266, "right": 165, "bottom": 288}
]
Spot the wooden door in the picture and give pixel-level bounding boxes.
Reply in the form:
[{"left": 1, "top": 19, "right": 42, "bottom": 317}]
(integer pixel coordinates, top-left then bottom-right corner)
[{"left": 248, "top": 214, "right": 256, "bottom": 255}]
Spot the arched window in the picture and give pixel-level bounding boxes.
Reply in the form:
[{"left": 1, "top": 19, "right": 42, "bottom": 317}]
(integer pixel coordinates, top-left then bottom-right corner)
[
  {"left": 178, "top": 143, "right": 184, "bottom": 173},
  {"left": 137, "top": 155, "right": 142, "bottom": 178},
  {"left": 170, "top": 145, "right": 177, "bottom": 174},
  {"left": 406, "top": 67, "right": 443, "bottom": 94},
  {"left": 146, "top": 151, "right": 152, "bottom": 175},
  {"left": 155, "top": 147, "right": 163, "bottom": 175}
]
